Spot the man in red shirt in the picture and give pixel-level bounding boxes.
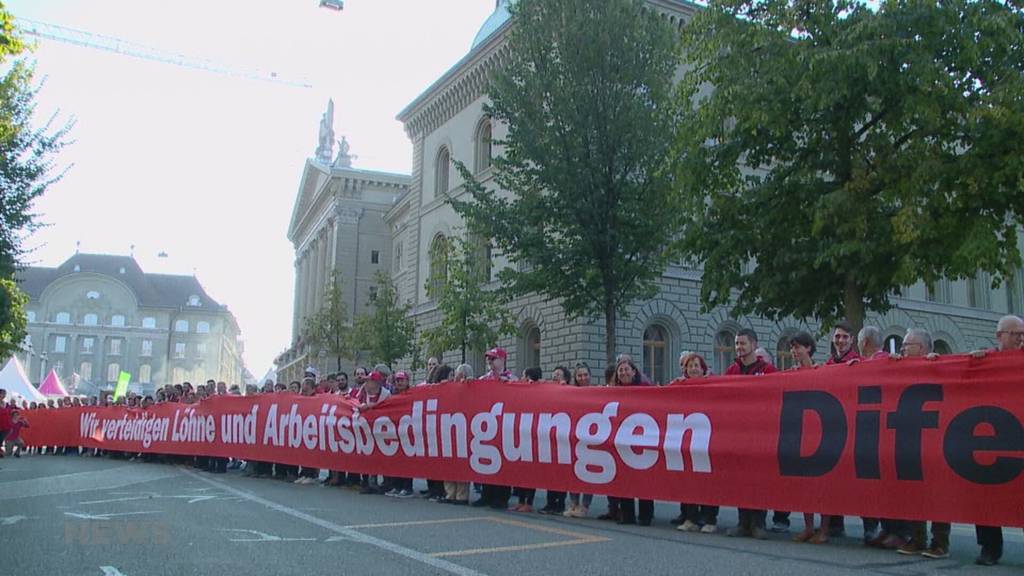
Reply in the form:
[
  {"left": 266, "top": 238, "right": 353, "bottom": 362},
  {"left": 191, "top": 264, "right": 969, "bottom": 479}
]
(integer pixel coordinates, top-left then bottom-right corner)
[
  {"left": 0, "top": 389, "right": 11, "bottom": 460},
  {"left": 826, "top": 321, "right": 862, "bottom": 365},
  {"left": 724, "top": 329, "right": 776, "bottom": 539}
]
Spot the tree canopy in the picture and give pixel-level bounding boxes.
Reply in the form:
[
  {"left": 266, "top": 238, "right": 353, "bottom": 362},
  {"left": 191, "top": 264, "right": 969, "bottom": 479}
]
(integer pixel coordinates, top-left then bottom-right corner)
[
  {"left": 354, "top": 271, "right": 417, "bottom": 371},
  {"left": 452, "top": 0, "right": 684, "bottom": 365},
  {"left": 303, "top": 269, "right": 353, "bottom": 372},
  {"left": 676, "top": 0, "right": 1024, "bottom": 332}
]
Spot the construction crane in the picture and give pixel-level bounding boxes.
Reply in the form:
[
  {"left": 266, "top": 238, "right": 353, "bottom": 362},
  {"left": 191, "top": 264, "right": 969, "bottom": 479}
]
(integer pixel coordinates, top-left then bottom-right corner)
[{"left": 16, "top": 17, "right": 313, "bottom": 89}]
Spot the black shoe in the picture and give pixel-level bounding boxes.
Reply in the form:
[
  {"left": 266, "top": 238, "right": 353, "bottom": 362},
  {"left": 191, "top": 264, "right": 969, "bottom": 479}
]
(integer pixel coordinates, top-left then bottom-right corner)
[
  {"left": 489, "top": 500, "right": 509, "bottom": 510},
  {"left": 670, "top": 514, "right": 686, "bottom": 526},
  {"left": 976, "top": 550, "right": 1000, "bottom": 566},
  {"left": 470, "top": 499, "right": 491, "bottom": 508},
  {"left": 617, "top": 517, "right": 637, "bottom": 525},
  {"left": 639, "top": 517, "right": 652, "bottom": 526}
]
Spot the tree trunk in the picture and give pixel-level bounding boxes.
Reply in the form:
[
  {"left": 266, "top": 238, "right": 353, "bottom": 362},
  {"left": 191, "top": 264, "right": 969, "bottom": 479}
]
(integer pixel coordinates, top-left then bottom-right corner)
[
  {"left": 604, "top": 299, "right": 617, "bottom": 381},
  {"left": 843, "top": 276, "right": 865, "bottom": 339}
]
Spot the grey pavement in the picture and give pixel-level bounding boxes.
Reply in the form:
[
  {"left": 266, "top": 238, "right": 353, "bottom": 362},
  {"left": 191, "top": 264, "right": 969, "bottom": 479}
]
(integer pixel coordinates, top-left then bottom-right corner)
[{"left": 0, "top": 453, "right": 1020, "bottom": 576}]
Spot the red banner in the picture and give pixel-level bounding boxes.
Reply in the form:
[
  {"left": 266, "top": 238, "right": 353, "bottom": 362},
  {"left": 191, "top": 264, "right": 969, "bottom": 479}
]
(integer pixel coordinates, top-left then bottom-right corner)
[{"left": 20, "top": 352, "right": 1024, "bottom": 527}]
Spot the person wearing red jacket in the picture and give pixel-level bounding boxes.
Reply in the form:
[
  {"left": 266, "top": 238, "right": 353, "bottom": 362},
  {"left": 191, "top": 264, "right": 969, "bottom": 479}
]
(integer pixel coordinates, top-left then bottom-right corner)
[
  {"left": 725, "top": 328, "right": 777, "bottom": 539},
  {"left": 825, "top": 320, "right": 862, "bottom": 365}
]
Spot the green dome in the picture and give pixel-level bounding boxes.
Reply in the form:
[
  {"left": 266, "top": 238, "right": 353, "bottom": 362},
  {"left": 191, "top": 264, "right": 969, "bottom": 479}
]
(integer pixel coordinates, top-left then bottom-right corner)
[{"left": 471, "top": 0, "right": 511, "bottom": 50}]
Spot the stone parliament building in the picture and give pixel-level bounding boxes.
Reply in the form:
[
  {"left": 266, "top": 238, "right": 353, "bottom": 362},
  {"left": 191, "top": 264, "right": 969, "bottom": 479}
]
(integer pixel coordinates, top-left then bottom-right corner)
[{"left": 277, "top": 0, "right": 1024, "bottom": 384}]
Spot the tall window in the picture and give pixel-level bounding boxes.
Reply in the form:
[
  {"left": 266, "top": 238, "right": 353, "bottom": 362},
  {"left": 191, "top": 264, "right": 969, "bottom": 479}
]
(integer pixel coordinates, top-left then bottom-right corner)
[
  {"left": 108, "top": 339, "right": 122, "bottom": 356},
  {"left": 26, "top": 310, "right": 35, "bottom": 322},
  {"left": 79, "top": 361, "right": 92, "bottom": 381},
  {"left": 174, "top": 342, "right": 186, "bottom": 359},
  {"left": 107, "top": 362, "right": 120, "bottom": 383},
  {"left": 435, "top": 147, "right": 450, "bottom": 195},
  {"left": 83, "top": 313, "right": 98, "bottom": 326},
  {"left": 967, "top": 273, "right": 991, "bottom": 310},
  {"left": 53, "top": 360, "right": 64, "bottom": 377},
  {"left": 111, "top": 314, "right": 126, "bottom": 327},
  {"left": 642, "top": 324, "right": 668, "bottom": 384},
  {"left": 139, "top": 364, "right": 152, "bottom": 384},
  {"left": 175, "top": 319, "right": 189, "bottom": 333},
  {"left": 715, "top": 328, "right": 736, "bottom": 373},
  {"left": 53, "top": 336, "right": 66, "bottom": 353},
  {"left": 775, "top": 337, "right": 795, "bottom": 371},
  {"left": 883, "top": 334, "right": 903, "bottom": 355},
  {"left": 81, "top": 337, "right": 94, "bottom": 354},
  {"left": 141, "top": 340, "right": 153, "bottom": 357},
  {"left": 56, "top": 312, "right": 71, "bottom": 324},
  {"left": 393, "top": 243, "right": 403, "bottom": 273},
  {"left": 371, "top": 250, "right": 380, "bottom": 264},
  {"left": 196, "top": 342, "right": 207, "bottom": 356},
  {"left": 196, "top": 321, "right": 211, "bottom": 334},
  {"left": 142, "top": 316, "right": 157, "bottom": 329},
  {"left": 475, "top": 118, "right": 493, "bottom": 172},
  {"left": 428, "top": 234, "right": 449, "bottom": 297},
  {"left": 524, "top": 325, "right": 541, "bottom": 370}
]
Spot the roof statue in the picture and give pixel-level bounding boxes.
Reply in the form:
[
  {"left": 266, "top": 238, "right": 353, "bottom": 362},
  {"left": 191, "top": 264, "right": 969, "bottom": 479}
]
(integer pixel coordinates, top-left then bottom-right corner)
[
  {"left": 332, "top": 136, "right": 356, "bottom": 168},
  {"left": 315, "top": 98, "right": 335, "bottom": 163}
]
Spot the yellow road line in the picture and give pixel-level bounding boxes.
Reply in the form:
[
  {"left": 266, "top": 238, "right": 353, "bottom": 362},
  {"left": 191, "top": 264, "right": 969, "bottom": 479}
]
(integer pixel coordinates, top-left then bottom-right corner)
[{"left": 430, "top": 538, "right": 609, "bottom": 558}]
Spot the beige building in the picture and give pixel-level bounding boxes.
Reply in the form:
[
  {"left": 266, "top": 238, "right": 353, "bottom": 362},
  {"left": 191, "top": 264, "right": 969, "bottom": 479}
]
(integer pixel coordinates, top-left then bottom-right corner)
[
  {"left": 16, "top": 253, "right": 244, "bottom": 395},
  {"left": 275, "top": 101, "right": 410, "bottom": 383}
]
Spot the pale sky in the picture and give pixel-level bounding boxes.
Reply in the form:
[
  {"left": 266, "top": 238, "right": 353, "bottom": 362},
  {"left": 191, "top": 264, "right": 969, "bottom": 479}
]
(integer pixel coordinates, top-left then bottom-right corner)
[{"left": 6, "top": 0, "right": 497, "bottom": 377}]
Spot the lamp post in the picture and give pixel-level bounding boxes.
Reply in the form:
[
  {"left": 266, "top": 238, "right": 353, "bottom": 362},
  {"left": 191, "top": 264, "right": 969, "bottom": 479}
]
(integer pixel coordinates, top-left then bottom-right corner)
[{"left": 39, "top": 352, "right": 48, "bottom": 385}]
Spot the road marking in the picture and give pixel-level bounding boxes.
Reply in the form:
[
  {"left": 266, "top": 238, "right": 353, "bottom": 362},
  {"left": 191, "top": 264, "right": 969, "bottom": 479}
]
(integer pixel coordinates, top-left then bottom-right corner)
[
  {"left": 429, "top": 515, "right": 610, "bottom": 558},
  {"left": 219, "top": 528, "right": 317, "bottom": 542},
  {"left": 343, "top": 517, "right": 483, "bottom": 530},
  {"left": 180, "top": 467, "right": 487, "bottom": 576},
  {"left": 0, "top": 465, "right": 178, "bottom": 500},
  {"left": 79, "top": 496, "right": 154, "bottom": 505},
  {"left": 0, "top": 515, "right": 29, "bottom": 525},
  {"left": 65, "top": 511, "right": 161, "bottom": 521},
  {"left": 99, "top": 567, "right": 127, "bottom": 575}
]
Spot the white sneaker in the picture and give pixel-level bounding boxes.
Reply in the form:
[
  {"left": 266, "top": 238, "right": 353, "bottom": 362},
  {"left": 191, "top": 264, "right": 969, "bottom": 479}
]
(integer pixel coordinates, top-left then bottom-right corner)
[
  {"left": 700, "top": 523, "right": 717, "bottom": 534},
  {"left": 384, "top": 488, "right": 400, "bottom": 497},
  {"left": 565, "top": 505, "right": 588, "bottom": 518},
  {"left": 678, "top": 520, "right": 701, "bottom": 532},
  {"left": 562, "top": 504, "right": 579, "bottom": 517},
  {"left": 396, "top": 489, "right": 415, "bottom": 499}
]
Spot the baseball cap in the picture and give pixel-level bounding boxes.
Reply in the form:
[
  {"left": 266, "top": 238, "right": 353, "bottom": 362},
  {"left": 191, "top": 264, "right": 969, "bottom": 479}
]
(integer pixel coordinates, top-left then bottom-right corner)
[
  {"left": 368, "top": 370, "right": 386, "bottom": 383},
  {"left": 485, "top": 347, "right": 507, "bottom": 360}
]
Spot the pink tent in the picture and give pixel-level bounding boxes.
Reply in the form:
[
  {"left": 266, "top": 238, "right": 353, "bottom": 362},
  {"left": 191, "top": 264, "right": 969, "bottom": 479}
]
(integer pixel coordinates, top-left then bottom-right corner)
[{"left": 38, "top": 369, "right": 69, "bottom": 397}]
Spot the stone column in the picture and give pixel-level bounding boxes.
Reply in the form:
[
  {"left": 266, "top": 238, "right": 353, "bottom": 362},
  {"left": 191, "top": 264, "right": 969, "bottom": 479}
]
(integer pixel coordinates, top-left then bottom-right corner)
[{"left": 292, "top": 256, "right": 303, "bottom": 342}]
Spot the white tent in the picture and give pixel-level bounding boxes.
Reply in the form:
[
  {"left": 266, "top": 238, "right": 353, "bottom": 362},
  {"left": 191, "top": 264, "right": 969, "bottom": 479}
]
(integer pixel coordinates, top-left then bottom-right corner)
[{"left": 0, "top": 356, "right": 46, "bottom": 403}]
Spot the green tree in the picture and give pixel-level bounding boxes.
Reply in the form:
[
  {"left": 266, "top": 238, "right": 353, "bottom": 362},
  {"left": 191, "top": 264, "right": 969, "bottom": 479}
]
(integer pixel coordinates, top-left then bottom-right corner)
[
  {"left": 303, "top": 269, "right": 353, "bottom": 372},
  {"left": 675, "top": 0, "right": 1024, "bottom": 334},
  {"left": 420, "top": 234, "right": 514, "bottom": 365},
  {"left": 0, "top": 278, "right": 28, "bottom": 358},
  {"left": 1, "top": 4, "right": 73, "bottom": 278},
  {"left": 353, "top": 271, "right": 417, "bottom": 371},
  {"left": 452, "top": 0, "right": 684, "bottom": 366}
]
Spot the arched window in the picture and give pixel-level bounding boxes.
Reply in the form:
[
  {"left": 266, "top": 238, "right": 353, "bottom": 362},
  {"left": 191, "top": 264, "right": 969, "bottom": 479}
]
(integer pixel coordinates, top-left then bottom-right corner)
[
  {"left": 883, "top": 334, "right": 903, "bottom": 355},
  {"left": 55, "top": 312, "right": 71, "bottom": 325},
  {"left": 427, "top": 234, "right": 449, "bottom": 297},
  {"left": 111, "top": 314, "right": 125, "bottom": 327},
  {"left": 393, "top": 243, "right": 403, "bottom": 273},
  {"left": 174, "top": 319, "right": 189, "bottom": 333},
  {"left": 107, "top": 362, "right": 121, "bottom": 383},
  {"left": 523, "top": 325, "right": 541, "bottom": 371},
  {"left": 776, "top": 333, "right": 796, "bottom": 371},
  {"left": 139, "top": 364, "right": 152, "bottom": 384},
  {"left": 715, "top": 328, "right": 736, "bottom": 373},
  {"left": 475, "top": 118, "right": 493, "bottom": 173},
  {"left": 197, "top": 321, "right": 211, "bottom": 334},
  {"left": 83, "top": 313, "right": 98, "bottom": 326},
  {"left": 79, "top": 361, "right": 92, "bottom": 381},
  {"left": 86, "top": 290, "right": 100, "bottom": 300},
  {"left": 643, "top": 324, "right": 668, "bottom": 384},
  {"left": 435, "top": 147, "right": 451, "bottom": 195},
  {"left": 934, "top": 339, "right": 953, "bottom": 355},
  {"left": 142, "top": 317, "right": 156, "bottom": 329}
]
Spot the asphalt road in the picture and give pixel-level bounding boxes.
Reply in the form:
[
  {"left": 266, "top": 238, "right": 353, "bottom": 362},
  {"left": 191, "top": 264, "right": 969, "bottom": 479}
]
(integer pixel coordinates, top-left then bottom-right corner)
[{"left": 0, "top": 453, "right": 1019, "bottom": 576}]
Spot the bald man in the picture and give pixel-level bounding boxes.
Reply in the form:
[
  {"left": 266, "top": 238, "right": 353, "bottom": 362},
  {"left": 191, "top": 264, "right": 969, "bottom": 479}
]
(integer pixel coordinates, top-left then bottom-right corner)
[{"left": 974, "top": 315, "right": 1024, "bottom": 566}]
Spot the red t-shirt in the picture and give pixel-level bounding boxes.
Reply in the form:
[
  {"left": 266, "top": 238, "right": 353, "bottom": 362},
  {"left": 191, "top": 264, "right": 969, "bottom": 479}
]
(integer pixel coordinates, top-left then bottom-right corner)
[
  {"left": 725, "top": 357, "right": 778, "bottom": 376},
  {"left": 826, "top": 347, "right": 862, "bottom": 365},
  {"left": 0, "top": 404, "right": 12, "bottom": 432}
]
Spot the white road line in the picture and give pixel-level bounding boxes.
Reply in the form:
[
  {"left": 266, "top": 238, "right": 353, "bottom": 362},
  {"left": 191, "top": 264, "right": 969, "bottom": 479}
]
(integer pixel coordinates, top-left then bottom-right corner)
[
  {"left": 100, "top": 567, "right": 126, "bottom": 576},
  {"left": 65, "top": 511, "right": 161, "bottom": 521},
  {"left": 180, "top": 467, "right": 488, "bottom": 576},
  {"left": 0, "top": 465, "right": 179, "bottom": 500}
]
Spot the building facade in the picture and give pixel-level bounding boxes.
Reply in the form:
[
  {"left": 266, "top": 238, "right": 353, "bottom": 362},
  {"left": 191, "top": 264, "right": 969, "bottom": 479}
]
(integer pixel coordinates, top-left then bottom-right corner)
[
  {"left": 285, "top": 0, "right": 1024, "bottom": 384},
  {"left": 15, "top": 253, "right": 244, "bottom": 395},
  {"left": 275, "top": 103, "right": 411, "bottom": 383}
]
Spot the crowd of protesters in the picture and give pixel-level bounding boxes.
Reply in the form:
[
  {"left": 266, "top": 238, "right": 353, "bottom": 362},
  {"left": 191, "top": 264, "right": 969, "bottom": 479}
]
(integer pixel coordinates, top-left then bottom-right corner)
[{"left": 1, "top": 314, "right": 1021, "bottom": 566}]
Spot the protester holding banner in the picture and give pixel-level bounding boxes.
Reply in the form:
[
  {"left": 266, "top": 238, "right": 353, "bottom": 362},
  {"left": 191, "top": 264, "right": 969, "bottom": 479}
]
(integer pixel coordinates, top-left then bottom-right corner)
[
  {"left": 612, "top": 357, "right": 655, "bottom": 526},
  {"left": 564, "top": 363, "right": 595, "bottom": 519},
  {"left": 441, "top": 365, "right": 473, "bottom": 505},
  {"left": 973, "top": 314, "right": 1024, "bottom": 566},
  {"left": 725, "top": 328, "right": 777, "bottom": 539},
  {"left": 538, "top": 366, "right": 573, "bottom": 516},
  {"left": 674, "top": 352, "right": 719, "bottom": 534}
]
